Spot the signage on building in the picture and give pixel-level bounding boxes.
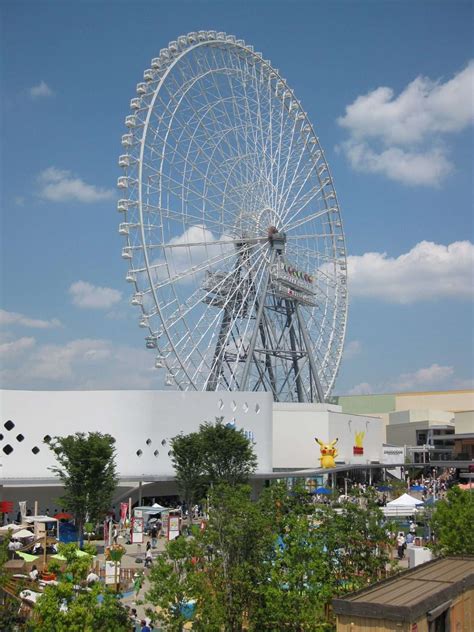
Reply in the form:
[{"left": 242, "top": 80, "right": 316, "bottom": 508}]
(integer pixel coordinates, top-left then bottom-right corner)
[
  {"left": 381, "top": 446, "right": 405, "bottom": 464},
  {"left": 381, "top": 445, "right": 405, "bottom": 480}
]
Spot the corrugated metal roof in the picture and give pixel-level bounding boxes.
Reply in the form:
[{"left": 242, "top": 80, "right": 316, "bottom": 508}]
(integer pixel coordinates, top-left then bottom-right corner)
[{"left": 333, "top": 557, "right": 474, "bottom": 622}]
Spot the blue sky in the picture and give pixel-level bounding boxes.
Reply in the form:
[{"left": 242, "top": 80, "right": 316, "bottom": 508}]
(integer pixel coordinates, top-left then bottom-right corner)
[{"left": 1, "top": 0, "right": 473, "bottom": 394}]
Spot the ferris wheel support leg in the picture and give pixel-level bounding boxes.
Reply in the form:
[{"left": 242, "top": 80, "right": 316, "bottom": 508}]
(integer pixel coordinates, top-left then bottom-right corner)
[
  {"left": 294, "top": 304, "right": 325, "bottom": 403},
  {"left": 206, "top": 309, "right": 232, "bottom": 391},
  {"left": 285, "top": 300, "right": 304, "bottom": 403},
  {"left": 240, "top": 249, "right": 277, "bottom": 392}
]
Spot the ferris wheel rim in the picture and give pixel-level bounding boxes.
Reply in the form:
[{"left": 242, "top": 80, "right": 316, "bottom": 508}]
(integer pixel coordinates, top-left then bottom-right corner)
[{"left": 119, "top": 31, "right": 348, "bottom": 399}]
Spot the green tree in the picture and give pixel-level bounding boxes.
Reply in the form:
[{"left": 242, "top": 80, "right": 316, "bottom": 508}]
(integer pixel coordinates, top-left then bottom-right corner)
[
  {"left": 147, "top": 483, "right": 395, "bottom": 632},
  {"left": 47, "top": 432, "right": 118, "bottom": 541},
  {"left": 30, "top": 543, "right": 130, "bottom": 632},
  {"left": 147, "top": 484, "right": 273, "bottom": 632},
  {"left": 430, "top": 486, "right": 474, "bottom": 555},
  {"left": 170, "top": 431, "right": 206, "bottom": 525},
  {"left": 170, "top": 417, "right": 258, "bottom": 518}
]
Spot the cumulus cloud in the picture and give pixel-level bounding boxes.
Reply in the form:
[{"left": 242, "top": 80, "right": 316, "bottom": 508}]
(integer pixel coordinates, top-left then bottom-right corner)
[
  {"left": 342, "top": 141, "right": 452, "bottom": 187},
  {"left": 0, "top": 337, "right": 36, "bottom": 358},
  {"left": 347, "top": 382, "right": 372, "bottom": 395},
  {"left": 390, "top": 364, "right": 454, "bottom": 391},
  {"left": 0, "top": 337, "right": 158, "bottom": 389},
  {"left": 344, "top": 340, "right": 362, "bottom": 359},
  {"left": 337, "top": 61, "right": 474, "bottom": 185},
  {"left": 37, "top": 166, "right": 114, "bottom": 203},
  {"left": 0, "top": 309, "right": 61, "bottom": 329},
  {"left": 69, "top": 281, "right": 122, "bottom": 309},
  {"left": 346, "top": 363, "right": 456, "bottom": 395},
  {"left": 148, "top": 224, "right": 234, "bottom": 290},
  {"left": 30, "top": 80, "right": 54, "bottom": 98},
  {"left": 347, "top": 240, "right": 474, "bottom": 303}
]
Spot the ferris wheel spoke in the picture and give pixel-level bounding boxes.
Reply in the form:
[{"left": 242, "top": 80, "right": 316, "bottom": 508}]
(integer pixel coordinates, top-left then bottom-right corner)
[
  {"left": 184, "top": 246, "right": 270, "bottom": 385},
  {"left": 120, "top": 33, "right": 347, "bottom": 400},
  {"left": 283, "top": 205, "right": 332, "bottom": 233}
]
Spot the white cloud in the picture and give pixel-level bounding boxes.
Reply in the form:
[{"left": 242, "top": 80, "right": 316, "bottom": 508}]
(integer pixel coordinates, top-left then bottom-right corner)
[
  {"left": 0, "top": 337, "right": 36, "bottom": 358},
  {"left": 390, "top": 364, "right": 454, "bottom": 391},
  {"left": 0, "top": 337, "right": 158, "bottom": 389},
  {"left": 0, "top": 309, "right": 61, "bottom": 329},
  {"left": 345, "top": 363, "right": 455, "bottom": 395},
  {"left": 347, "top": 382, "right": 373, "bottom": 395},
  {"left": 30, "top": 80, "right": 54, "bottom": 98},
  {"left": 37, "top": 166, "right": 114, "bottom": 203},
  {"left": 148, "top": 224, "right": 234, "bottom": 290},
  {"left": 337, "top": 61, "right": 474, "bottom": 185},
  {"left": 347, "top": 240, "right": 474, "bottom": 303},
  {"left": 69, "top": 281, "right": 122, "bottom": 309},
  {"left": 341, "top": 141, "right": 452, "bottom": 187},
  {"left": 344, "top": 340, "right": 362, "bottom": 359}
]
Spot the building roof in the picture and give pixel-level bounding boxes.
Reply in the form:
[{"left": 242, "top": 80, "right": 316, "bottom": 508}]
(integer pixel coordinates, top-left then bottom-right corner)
[{"left": 333, "top": 557, "right": 474, "bottom": 623}]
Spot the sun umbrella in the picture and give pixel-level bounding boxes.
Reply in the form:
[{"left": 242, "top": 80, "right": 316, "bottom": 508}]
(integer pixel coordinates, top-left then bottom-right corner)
[
  {"left": 314, "top": 487, "right": 332, "bottom": 495},
  {"left": 16, "top": 551, "right": 39, "bottom": 562},
  {"left": 458, "top": 482, "right": 474, "bottom": 490},
  {"left": 410, "top": 485, "right": 426, "bottom": 491},
  {"left": 51, "top": 549, "right": 92, "bottom": 561},
  {"left": 54, "top": 512, "right": 73, "bottom": 521},
  {"left": 12, "top": 529, "right": 35, "bottom": 539}
]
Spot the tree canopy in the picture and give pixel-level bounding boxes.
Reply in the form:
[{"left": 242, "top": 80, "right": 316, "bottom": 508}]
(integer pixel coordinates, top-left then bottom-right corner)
[
  {"left": 47, "top": 432, "right": 118, "bottom": 538},
  {"left": 147, "top": 482, "right": 396, "bottom": 632},
  {"left": 170, "top": 417, "right": 258, "bottom": 513},
  {"left": 430, "top": 485, "right": 474, "bottom": 555},
  {"left": 29, "top": 543, "right": 130, "bottom": 632}
]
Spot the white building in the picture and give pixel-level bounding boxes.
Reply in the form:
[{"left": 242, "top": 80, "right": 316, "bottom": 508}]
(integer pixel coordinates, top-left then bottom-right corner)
[{"left": 0, "top": 389, "right": 383, "bottom": 512}]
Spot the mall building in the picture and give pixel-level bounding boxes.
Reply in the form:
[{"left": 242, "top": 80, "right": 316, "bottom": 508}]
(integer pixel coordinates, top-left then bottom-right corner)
[
  {"left": 0, "top": 388, "right": 472, "bottom": 513},
  {"left": 331, "top": 389, "right": 474, "bottom": 464}
]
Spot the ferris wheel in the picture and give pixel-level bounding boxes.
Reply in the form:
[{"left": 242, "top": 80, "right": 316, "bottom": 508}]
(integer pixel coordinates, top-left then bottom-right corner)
[{"left": 117, "top": 31, "right": 348, "bottom": 403}]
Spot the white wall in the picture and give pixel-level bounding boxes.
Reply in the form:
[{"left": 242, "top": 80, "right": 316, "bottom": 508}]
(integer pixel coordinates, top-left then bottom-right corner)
[
  {"left": 0, "top": 390, "right": 273, "bottom": 482},
  {"left": 272, "top": 403, "right": 383, "bottom": 469},
  {"left": 454, "top": 411, "right": 474, "bottom": 434}
]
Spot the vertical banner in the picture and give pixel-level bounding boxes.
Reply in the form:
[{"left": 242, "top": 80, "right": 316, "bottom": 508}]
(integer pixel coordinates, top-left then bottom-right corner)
[
  {"left": 19, "top": 501, "right": 27, "bottom": 522},
  {"left": 104, "top": 520, "right": 109, "bottom": 547},
  {"left": 168, "top": 513, "right": 181, "bottom": 541},
  {"left": 120, "top": 503, "right": 128, "bottom": 524},
  {"left": 131, "top": 509, "right": 144, "bottom": 544}
]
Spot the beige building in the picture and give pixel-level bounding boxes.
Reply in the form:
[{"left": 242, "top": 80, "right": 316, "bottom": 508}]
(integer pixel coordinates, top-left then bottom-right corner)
[{"left": 332, "top": 390, "right": 474, "bottom": 453}]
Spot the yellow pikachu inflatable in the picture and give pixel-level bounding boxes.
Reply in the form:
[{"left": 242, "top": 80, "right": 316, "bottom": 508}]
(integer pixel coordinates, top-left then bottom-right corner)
[{"left": 315, "top": 437, "right": 338, "bottom": 468}]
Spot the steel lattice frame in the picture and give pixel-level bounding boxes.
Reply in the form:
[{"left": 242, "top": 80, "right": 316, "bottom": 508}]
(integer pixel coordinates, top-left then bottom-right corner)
[{"left": 118, "top": 31, "right": 348, "bottom": 402}]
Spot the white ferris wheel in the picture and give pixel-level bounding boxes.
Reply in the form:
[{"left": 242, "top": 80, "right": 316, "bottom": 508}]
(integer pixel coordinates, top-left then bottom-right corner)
[{"left": 117, "top": 31, "right": 348, "bottom": 403}]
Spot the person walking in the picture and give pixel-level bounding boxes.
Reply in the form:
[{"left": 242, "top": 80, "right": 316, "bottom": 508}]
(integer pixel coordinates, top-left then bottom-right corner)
[
  {"left": 133, "top": 572, "right": 143, "bottom": 598},
  {"left": 145, "top": 542, "right": 153, "bottom": 568},
  {"left": 397, "top": 532, "right": 406, "bottom": 560},
  {"left": 150, "top": 525, "right": 158, "bottom": 549}
]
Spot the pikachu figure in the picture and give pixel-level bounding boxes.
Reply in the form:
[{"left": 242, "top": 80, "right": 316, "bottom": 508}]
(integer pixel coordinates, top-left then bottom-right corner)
[{"left": 315, "top": 437, "right": 339, "bottom": 468}]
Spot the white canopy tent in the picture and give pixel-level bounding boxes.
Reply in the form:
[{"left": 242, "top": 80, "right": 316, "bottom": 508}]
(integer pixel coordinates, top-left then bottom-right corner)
[
  {"left": 383, "top": 493, "right": 423, "bottom": 517},
  {"left": 386, "top": 493, "right": 424, "bottom": 507}
]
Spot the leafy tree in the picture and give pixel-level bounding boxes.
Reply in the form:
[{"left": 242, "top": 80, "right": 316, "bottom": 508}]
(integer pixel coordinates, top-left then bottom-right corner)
[
  {"left": 47, "top": 432, "right": 118, "bottom": 540},
  {"left": 430, "top": 486, "right": 474, "bottom": 555},
  {"left": 147, "top": 482, "right": 395, "bottom": 632},
  {"left": 316, "top": 490, "right": 396, "bottom": 594},
  {"left": 148, "top": 484, "right": 273, "bottom": 632},
  {"left": 30, "top": 543, "right": 130, "bottom": 632},
  {"left": 170, "top": 431, "right": 206, "bottom": 524},
  {"left": 0, "top": 530, "right": 27, "bottom": 629},
  {"left": 198, "top": 419, "right": 258, "bottom": 486},
  {"left": 171, "top": 417, "right": 258, "bottom": 518}
]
